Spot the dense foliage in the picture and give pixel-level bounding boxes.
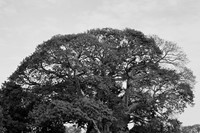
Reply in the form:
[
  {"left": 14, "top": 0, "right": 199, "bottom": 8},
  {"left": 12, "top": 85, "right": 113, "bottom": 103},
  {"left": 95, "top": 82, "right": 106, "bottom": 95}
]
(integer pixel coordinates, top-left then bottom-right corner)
[{"left": 0, "top": 28, "right": 195, "bottom": 133}]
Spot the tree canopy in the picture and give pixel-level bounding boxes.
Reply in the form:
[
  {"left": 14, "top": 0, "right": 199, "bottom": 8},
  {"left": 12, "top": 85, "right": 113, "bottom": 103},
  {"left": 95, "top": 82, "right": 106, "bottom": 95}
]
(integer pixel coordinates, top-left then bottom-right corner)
[{"left": 0, "top": 28, "right": 195, "bottom": 133}]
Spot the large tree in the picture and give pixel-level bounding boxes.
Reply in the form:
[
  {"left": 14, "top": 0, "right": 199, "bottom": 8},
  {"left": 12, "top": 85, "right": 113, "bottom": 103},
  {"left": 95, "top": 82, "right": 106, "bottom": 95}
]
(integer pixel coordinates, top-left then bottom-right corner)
[{"left": 0, "top": 28, "right": 195, "bottom": 133}]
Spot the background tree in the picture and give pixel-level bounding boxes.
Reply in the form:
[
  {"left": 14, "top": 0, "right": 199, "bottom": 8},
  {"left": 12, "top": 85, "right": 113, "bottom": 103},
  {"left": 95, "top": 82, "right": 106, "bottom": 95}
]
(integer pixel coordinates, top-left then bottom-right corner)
[
  {"left": 181, "top": 124, "right": 200, "bottom": 133},
  {"left": 0, "top": 28, "right": 195, "bottom": 133}
]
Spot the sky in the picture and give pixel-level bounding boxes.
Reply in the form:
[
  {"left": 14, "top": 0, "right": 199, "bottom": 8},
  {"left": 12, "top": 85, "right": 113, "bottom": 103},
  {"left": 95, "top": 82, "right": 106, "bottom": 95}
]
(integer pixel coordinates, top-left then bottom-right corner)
[{"left": 0, "top": 0, "right": 200, "bottom": 126}]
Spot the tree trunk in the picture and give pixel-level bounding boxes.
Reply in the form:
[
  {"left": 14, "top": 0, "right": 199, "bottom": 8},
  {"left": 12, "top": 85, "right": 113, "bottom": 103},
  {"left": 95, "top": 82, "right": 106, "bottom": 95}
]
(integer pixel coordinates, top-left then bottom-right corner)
[
  {"left": 86, "top": 122, "right": 96, "bottom": 133},
  {"left": 86, "top": 120, "right": 113, "bottom": 133}
]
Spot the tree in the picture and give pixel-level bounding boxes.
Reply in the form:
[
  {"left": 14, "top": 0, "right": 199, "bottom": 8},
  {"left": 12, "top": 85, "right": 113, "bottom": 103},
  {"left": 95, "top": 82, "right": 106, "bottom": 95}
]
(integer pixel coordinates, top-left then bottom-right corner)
[
  {"left": 181, "top": 124, "right": 200, "bottom": 133},
  {"left": 0, "top": 28, "right": 195, "bottom": 133}
]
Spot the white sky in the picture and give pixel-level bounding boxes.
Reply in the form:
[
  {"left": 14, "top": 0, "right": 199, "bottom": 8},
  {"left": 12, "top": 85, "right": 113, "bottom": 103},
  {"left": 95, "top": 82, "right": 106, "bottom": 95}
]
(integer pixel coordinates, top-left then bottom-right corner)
[{"left": 0, "top": 0, "right": 200, "bottom": 126}]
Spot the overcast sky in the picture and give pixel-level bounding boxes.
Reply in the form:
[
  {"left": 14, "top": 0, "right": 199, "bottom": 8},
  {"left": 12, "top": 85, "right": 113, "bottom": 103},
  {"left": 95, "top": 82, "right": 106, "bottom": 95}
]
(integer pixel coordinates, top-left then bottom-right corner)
[{"left": 0, "top": 0, "right": 200, "bottom": 126}]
